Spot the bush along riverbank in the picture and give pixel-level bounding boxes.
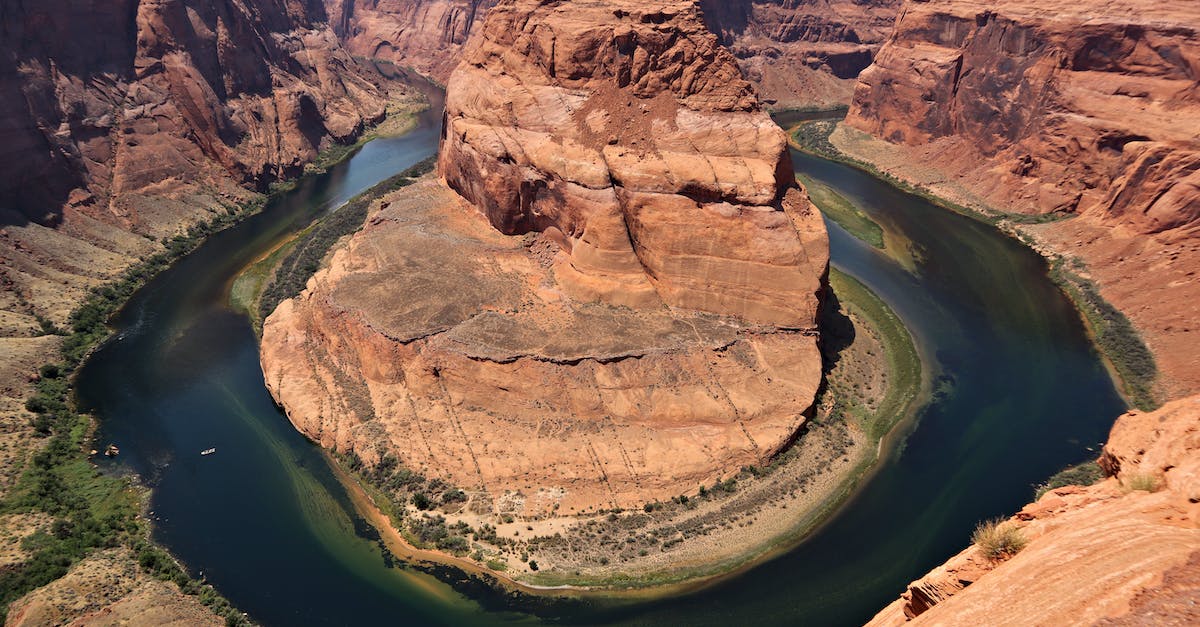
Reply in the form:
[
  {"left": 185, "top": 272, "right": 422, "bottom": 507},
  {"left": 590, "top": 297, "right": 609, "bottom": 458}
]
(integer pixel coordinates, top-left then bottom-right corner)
[
  {"left": 3, "top": 97, "right": 429, "bottom": 623},
  {"left": 787, "top": 118, "right": 1158, "bottom": 412},
  {"left": 306, "top": 261, "right": 924, "bottom": 592},
  {"left": 3, "top": 199, "right": 263, "bottom": 624}
]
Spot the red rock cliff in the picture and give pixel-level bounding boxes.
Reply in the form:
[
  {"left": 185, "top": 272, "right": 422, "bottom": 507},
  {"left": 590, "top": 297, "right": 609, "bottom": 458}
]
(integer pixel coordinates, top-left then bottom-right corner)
[
  {"left": 326, "top": 0, "right": 497, "bottom": 82},
  {"left": 439, "top": 0, "right": 827, "bottom": 327},
  {"left": 262, "top": 0, "right": 828, "bottom": 516},
  {"left": 700, "top": 0, "right": 902, "bottom": 109},
  {"left": 323, "top": 0, "right": 900, "bottom": 107},
  {"left": 847, "top": 0, "right": 1200, "bottom": 237},
  {"left": 0, "top": 0, "right": 400, "bottom": 322},
  {"left": 867, "top": 395, "right": 1200, "bottom": 626}
]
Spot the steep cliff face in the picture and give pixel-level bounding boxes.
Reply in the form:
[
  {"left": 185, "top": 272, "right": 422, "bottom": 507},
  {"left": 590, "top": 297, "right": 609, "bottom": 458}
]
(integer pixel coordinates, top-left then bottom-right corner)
[
  {"left": 847, "top": 0, "right": 1200, "bottom": 236},
  {"left": 323, "top": 0, "right": 900, "bottom": 107},
  {"left": 326, "top": 0, "right": 497, "bottom": 82},
  {"left": 701, "top": 0, "right": 902, "bottom": 108},
  {"left": 1, "top": 0, "right": 390, "bottom": 228},
  {"left": 868, "top": 395, "right": 1200, "bottom": 626},
  {"left": 440, "top": 0, "right": 827, "bottom": 327},
  {"left": 263, "top": 0, "right": 828, "bottom": 515},
  {"left": 0, "top": 0, "right": 400, "bottom": 324},
  {"left": 839, "top": 0, "right": 1200, "bottom": 398}
]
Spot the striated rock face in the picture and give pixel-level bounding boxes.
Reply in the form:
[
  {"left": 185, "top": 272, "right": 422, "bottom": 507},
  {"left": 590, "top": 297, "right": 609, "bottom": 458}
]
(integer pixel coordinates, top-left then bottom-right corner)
[
  {"left": 868, "top": 395, "right": 1200, "bottom": 626},
  {"left": 440, "top": 0, "right": 827, "bottom": 328},
  {"left": 322, "top": 0, "right": 900, "bottom": 108},
  {"left": 263, "top": 0, "right": 828, "bottom": 515},
  {"left": 0, "top": 0, "right": 391, "bottom": 228},
  {"left": 846, "top": 0, "right": 1200, "bottom": 238},
  {"left": 326, "top": 0, "right": 497, "bottom": 82},
  {"left": 700, "top": 0, "right": 902, "bottom": 109}
]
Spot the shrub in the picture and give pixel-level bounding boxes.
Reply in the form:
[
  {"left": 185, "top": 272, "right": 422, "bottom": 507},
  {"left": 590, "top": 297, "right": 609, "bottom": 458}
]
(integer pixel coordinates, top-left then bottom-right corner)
[
  {"left": 971, "top": 518, "right": 1027, "bottom": 561},
  {"left": 1035, "top": 460, "right": 1105, "bottom": 499},
  {"left": 1122, "top": 472, "right": 1162, "bottom": 493},
  {"left": 527, "top": 559, "right": 539, "bottom": 571}
]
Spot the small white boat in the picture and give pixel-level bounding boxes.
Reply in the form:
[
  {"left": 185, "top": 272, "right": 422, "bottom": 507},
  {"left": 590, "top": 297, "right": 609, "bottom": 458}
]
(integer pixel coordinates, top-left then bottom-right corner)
[{"left": 201, "top": 448, "right": 216, "bottom": 456}]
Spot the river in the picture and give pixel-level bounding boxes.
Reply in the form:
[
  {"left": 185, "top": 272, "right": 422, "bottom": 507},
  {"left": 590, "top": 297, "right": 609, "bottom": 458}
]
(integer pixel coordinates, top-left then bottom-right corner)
[{"left": 76, "top": 97, "right": 1125, "bottom": 625}]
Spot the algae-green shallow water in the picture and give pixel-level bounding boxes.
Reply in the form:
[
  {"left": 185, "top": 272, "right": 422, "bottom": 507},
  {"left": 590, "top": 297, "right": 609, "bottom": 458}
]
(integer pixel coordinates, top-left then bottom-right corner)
[{"left": 76, "top": 96, "right": 1125, "bottom": 625}]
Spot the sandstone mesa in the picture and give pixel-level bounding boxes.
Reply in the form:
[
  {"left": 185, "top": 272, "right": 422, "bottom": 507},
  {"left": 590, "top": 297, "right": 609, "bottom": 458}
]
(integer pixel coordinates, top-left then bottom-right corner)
[{"left": 261, "top": 0, "right": 829, "bottom": 515}]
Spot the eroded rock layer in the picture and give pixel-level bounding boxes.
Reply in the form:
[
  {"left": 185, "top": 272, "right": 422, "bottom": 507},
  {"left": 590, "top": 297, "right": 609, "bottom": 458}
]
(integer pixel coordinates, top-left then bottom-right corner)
[
  {"left": 264, "top": 0, "right": 828, "bottom": 514},
  {"left": 847, "top": 0, "right": 1200, "bottom": 238},
  {"left": 868, "top": 395, "right": 1200, "bottom": 626},
  {"left": 0, "top": 0, "right": 401, "bottom": 323},
  {"left": 323, "top": 0, "right": 900, "bottom": 107},
  {"left": 326, "top": 0, "right": 498, "bottom": 82},
  {"left": 701, "top": 0, "right": 902, "bottom": 109},
  {"left": 262, "top": 179, "right": 824, "bottom": 514},
  {"left": 440, "top": 0, "right": 828, "bottom": 328}
]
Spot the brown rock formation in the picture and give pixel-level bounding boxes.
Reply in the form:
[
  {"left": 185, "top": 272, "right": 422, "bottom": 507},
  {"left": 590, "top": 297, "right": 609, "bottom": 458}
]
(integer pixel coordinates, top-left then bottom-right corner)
[
  {"left": 847, "top": 0, "right": 1200, "bottom": 236},
  {"left": 701, "top": 0, "right": 902, "bottom": 109},
  {"left": 322, "top": 0, "right": 900, "bottom": 108},
  {"left": 440, "top": 0, "right": 827, "bottom": 328},
  {"left": 0, "top": 0, "right": 406, "bottom": 324},
  {"left": 867, "top": 395, "right": 1200, "bottom": 626},
  {"left": 262, "top": 0, "right": 828, "bottom": 515},
  {"left": 840, "top": 0, "right": 1200, "bottom": 397},
  {"left": 326, "top": 0, "right": 497, "bottom": 82}
]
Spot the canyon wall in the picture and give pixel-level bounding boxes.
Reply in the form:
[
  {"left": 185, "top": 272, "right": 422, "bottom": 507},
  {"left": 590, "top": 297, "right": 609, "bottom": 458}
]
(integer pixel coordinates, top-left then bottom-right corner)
[
  {"left": 325, "top": 0, "right": 497, "bottom": 82},
  {"left": 0, "top": 0, "right": 401, "bottom": 322},
  {"left": 700, "top": 0, "right": 902, "bottom": 109},
  {"left": 841, "top": 0, "right": 1200, "bottom": 397},
  {"left": 324, "top": 0, "right": 900, "bottom": 107},
  {"left": 868, "top": 395, "right": 1200, "bottom": 626},
  {"left": 262, "top": 0, "right": 828, "bottom": 515},
  {"left": 846, "top": 0, "right": 1200, "bottom": 236}
]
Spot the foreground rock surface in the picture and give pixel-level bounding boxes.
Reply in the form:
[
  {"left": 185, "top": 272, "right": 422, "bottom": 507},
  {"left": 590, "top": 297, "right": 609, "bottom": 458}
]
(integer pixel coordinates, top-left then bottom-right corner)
[
  {"left": 264, "top": 0, "right": 828, "bottom": 514},
  {"left": 868, "top": 395, "right": 1200, "bottom": 626}
]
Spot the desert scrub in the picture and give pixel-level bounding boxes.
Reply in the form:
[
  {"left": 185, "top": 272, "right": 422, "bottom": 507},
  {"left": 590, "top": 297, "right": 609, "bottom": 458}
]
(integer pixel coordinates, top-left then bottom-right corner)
[
  {"left": 1122, "top": 472, "right": 1162, "bottom": 493},
  {"left": 971, "top": 518, "right": 1028, "bottom": 561},
  {"left": 1035, "top": 460, "right": 1105, "bottom": 499},
  {"left": 1048, "top": 259, "right": 1157, "bottom": 410}
]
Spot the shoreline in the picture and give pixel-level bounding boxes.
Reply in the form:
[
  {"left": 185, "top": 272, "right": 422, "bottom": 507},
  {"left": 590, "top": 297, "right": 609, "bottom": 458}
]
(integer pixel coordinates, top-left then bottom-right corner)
[
  {"left": 0, "top": 93, "right": 429, "bottom": 623},
  {"left": 279, "top": 243, "right": 927, "bottom": 594},
  {"left": 785, "top": 118, "right": 1157, "bottom": 412}
]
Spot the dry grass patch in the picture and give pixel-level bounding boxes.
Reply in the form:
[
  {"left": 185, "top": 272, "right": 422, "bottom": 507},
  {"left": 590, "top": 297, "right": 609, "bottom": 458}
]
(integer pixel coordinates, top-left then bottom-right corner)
[{"left": 972, "top": 518, "right": 1028, "bottom": 561}]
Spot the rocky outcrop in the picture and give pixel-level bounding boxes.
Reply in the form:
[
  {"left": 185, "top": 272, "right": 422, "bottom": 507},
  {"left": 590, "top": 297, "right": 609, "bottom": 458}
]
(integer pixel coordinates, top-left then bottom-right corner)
[
  {"left": 322, "top": 0, "right": 900, "bottom": 108},
  {"left": 326, "top": 0, "right": 497, "bottom": 82},
  {"left": 867, "top": 395, "right": 1200, "bottom": 626},
  {"left": 839, "top": 0, "right": 1200, "bottom": 397},
  {"left": 701, "top": 0, "right": 902, "bottom": 109},
  {"left": 0, "top": 0, "right": 403, "bottom": 323},
  {"left": 262, "top": 0, "right": 828, "bottom": 515},
  {"left": 440, "top": 0, "right": 827, "bottom": 327},
  {"left": 846, "top": 0, "right": 1200, "bottom": 237}
]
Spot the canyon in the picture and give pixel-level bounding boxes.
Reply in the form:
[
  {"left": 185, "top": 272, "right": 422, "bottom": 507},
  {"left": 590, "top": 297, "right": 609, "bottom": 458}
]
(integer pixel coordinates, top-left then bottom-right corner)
[
  {"left": 323, "top": 0, "right": 901, "bottom": 108},
  {"left": 842, "top": 0, "right": 1200, "bottom": 397},
  {"left": 836, "top": 0, "right": 1200, "bottom": 622},
  {"left": 0, "top": 0, "right": 411, "bottom": 622},
  {"left": 262, "top": 0, "right": 828, "bottom": 518}
]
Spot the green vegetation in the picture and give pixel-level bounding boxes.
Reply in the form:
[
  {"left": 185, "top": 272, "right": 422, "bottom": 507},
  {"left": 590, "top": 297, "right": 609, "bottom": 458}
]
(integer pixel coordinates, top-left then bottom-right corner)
[
  {"left": 1035, "top": 460, "right": 1105, "bottom": 499},
  {"left": 789, "top": 118, "right": 1157, "bottom": 411},
  {"left": 827, "top": 268, "right": 922, "bottom": 440},
  {"left": 257, "top": 157, "right": 437, "bottom": 322},
  {"left": 798, "top": 174, "right": 884, "bottom": 249},
  {"left": 1049, "top": 259, "right": 1157, "bottom": 410},
  {"left": 971, "top": 518, "right": 1028, "bottom": 561}
]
